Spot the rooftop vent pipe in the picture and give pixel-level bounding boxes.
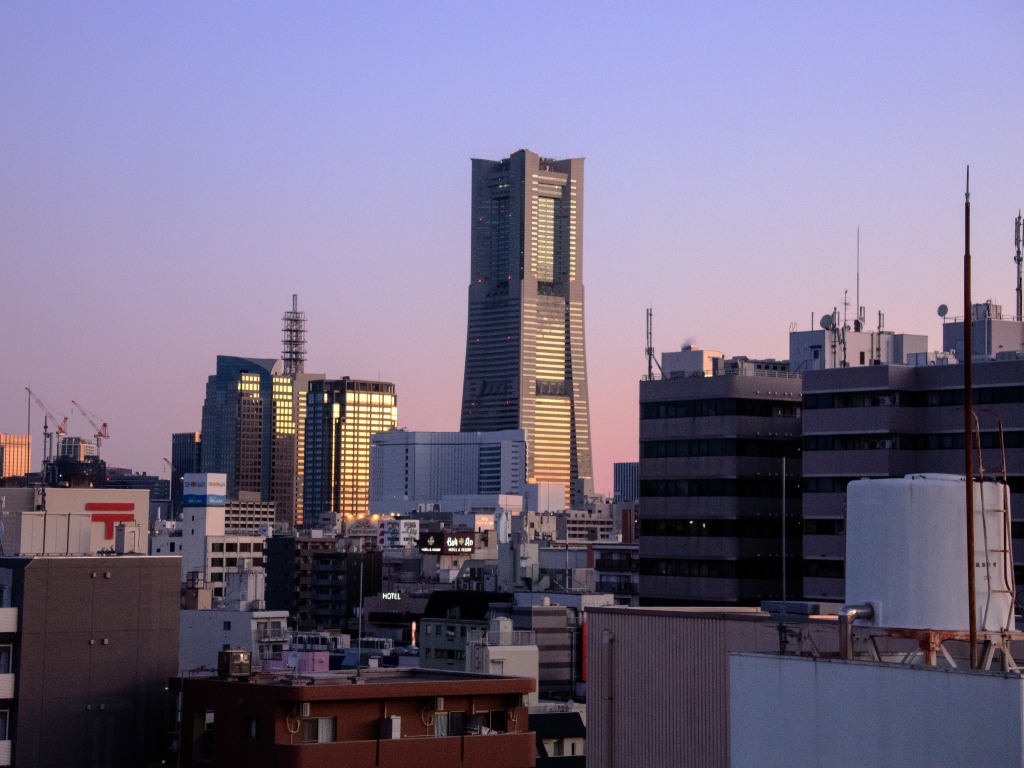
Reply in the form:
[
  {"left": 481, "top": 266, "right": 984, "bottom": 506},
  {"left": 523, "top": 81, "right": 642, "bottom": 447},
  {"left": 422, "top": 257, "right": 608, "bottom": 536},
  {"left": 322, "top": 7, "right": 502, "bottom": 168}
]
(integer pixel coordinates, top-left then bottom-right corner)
[{"left": 838, "top": 604, "right": 874, "bottom": 660}]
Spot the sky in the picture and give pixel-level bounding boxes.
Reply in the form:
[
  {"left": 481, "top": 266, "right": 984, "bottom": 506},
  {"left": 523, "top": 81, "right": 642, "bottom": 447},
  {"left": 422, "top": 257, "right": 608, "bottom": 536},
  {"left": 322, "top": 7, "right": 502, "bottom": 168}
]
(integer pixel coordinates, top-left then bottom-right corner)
[{"left": 2, "top": 2, "right": 1022, "bottom": 494}]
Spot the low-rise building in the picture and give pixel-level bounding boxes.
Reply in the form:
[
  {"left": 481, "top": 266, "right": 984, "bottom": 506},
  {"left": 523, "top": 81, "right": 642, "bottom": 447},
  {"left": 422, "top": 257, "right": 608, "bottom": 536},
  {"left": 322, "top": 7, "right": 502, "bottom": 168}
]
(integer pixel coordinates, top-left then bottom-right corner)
[{"left": 173, "top": 666, "right": 536, "bottom": 768}]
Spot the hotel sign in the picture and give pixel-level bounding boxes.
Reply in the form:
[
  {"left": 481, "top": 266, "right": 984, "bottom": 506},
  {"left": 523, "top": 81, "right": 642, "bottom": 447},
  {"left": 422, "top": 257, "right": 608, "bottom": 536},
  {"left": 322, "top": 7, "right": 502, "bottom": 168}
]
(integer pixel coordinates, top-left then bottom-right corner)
[{"left": 418, "top": 532, "right": 475, "bottom": 556}]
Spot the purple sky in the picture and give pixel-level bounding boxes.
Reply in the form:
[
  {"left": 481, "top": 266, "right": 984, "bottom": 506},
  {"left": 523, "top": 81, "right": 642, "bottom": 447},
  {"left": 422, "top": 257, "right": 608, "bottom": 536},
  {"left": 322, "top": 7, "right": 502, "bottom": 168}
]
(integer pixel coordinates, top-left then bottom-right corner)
[{"left": 2, "top": 3, "right": 1022, "bottom": 494}]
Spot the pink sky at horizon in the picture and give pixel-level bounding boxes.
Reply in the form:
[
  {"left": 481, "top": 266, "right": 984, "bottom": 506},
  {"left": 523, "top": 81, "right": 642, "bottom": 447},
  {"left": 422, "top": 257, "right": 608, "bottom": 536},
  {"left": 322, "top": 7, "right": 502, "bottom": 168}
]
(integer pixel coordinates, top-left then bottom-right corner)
[{"left": 2, "top": 3, "right": 1023, "bottom": 494}]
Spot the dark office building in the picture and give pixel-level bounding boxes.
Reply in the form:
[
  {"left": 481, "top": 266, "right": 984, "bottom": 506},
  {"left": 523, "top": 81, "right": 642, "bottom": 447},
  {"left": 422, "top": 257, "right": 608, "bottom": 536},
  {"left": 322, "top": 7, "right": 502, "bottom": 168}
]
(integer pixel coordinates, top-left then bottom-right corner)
[
  {"left": 802, "top": 355, "right": 1024, "bottom": 601},
  {"left": 638, "top": 356, "right": 802, "bottom": 606},
  {"left": 170, "top": 432, "right": 202, "bottom": 518}
]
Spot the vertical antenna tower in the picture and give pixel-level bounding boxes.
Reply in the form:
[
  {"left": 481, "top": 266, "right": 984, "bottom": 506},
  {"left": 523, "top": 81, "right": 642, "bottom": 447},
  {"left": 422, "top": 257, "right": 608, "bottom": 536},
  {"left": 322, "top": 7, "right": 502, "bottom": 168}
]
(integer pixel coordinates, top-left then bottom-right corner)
[
  {"left": 645, "top": 308, "right": 663, "bottom": 380},
  {"left": 1014, "top": 211, "right": 1022, "bottom": 322},
  {"left": 282, "top": 294, "right": 307, "bottom": 376}
]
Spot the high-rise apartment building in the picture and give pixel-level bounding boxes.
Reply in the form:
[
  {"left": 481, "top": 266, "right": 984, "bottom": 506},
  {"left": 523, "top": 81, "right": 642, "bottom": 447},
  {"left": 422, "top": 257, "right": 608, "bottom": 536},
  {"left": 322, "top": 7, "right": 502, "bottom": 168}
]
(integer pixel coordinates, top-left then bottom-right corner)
[
  {"left": 200, "top": 356, "right": 296, "bottom": 526},
  {"left": 460, "top": 149, "right": 592, "bottom": 506},
  {"left": 0, "top": 434, "right": 30, "bottom": 478},
  {"left": 303, "top": 378, "right": 397, "bottom": 525}
]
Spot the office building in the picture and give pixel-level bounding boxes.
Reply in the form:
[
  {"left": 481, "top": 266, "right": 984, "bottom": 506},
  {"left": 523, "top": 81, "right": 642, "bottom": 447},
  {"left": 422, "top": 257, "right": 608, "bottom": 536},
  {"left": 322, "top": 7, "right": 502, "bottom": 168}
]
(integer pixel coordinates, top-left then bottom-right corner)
[
  {"left": 638, "top": 350, "right": 802, "bottom": 605},
  {"left": 369, "top": 428, "right": 526, "bottom": 515},
  {"left": 200, "top": 356, "right": 297, "bottom": 526},
  {"left": 613, "top": 461, "right": 639, "bottom": 503},
  {"left": 0, "top": 435, "right": 30, "bottom": 479},
  {"left": 459, "top": 149, "right": 593, "bottom": 506},
  {"left": 57, "top": 435, "right": 96, "bottom": 461},
  {"left": 0, "top": 554, "right": 180, "bottom": 767},
  {"left": 170, "top": 432, "right": 202, "bottom": 518},
  {"left": 303, "top": 377, "right": 397, "bottom": 524},
  {"left": 801, "top": 354, "right": 1024, "bottom": 601}
]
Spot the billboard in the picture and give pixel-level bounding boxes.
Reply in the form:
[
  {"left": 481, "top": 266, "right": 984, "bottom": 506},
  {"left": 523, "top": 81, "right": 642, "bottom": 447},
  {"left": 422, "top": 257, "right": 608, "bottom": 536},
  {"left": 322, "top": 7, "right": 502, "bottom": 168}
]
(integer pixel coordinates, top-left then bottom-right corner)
[
  {"left": 378, "top": 519, "right": 420, "bottom": 549},
  {"left": 418, "top": 532, "right": 475, "bottom": 556},
  {"left": 182, "top": 473, "right": 227, "bottom": 507}
]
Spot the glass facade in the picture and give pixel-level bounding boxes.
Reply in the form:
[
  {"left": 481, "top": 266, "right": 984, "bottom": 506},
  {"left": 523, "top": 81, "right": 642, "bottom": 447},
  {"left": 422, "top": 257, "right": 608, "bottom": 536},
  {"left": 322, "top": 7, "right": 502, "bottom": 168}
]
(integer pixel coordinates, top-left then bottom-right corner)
[
  {"left": 0, "top": 434, "right": 31, "bottom": 478},
  {"left": 303, "top": 378, "right": 397, "bottom": 524},
  {"left": 460, "top": 150, "right": 592, "bottom": 505}
]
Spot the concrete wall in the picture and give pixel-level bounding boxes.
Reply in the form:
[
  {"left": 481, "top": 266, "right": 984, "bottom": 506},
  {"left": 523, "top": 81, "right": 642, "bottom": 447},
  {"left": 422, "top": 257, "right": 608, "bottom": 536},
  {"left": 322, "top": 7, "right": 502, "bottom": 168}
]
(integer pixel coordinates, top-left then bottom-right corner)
[{"left": 730, "top": 653, "right": 1024, "bottom": 767}]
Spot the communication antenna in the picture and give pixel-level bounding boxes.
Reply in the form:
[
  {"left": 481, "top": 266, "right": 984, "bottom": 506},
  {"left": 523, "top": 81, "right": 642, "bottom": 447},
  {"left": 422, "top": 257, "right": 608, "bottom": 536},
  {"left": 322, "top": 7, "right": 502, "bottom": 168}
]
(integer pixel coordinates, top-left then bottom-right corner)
[
  {"left": 1014, "top": 211, "right": 1022, "bottom": 322},
  {"left": 282, "top": 294, "right": 307, "bottom": 376},
  {"left": 645, "top": 307, "right": 663, "bottom": 380}
]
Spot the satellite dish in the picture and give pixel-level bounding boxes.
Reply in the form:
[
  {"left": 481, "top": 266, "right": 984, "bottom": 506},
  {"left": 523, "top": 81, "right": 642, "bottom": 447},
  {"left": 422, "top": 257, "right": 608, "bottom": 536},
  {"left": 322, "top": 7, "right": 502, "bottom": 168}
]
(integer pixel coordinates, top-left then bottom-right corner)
[
  {"left": 937, "top": 304, "right": 949, "bottom": 318},
  {"left": 820, "top": 315, "right": 834, "bottom": 330}
]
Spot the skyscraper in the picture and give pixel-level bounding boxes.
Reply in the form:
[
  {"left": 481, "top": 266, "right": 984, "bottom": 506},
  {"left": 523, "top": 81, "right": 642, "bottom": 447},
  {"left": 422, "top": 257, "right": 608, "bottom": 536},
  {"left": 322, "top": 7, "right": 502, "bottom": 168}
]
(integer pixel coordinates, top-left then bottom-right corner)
[
  {"left": 200, "top": 356, "right": 296, "bottom": 526},
  {"left": 303, "top": 377, "right": 397, "bottom": 526},
  {"left": 460, "top": 149, "right": 593, "bottom": 504},
  {"left": 0, "top": 433, "right": 31, "bottom": 478}
]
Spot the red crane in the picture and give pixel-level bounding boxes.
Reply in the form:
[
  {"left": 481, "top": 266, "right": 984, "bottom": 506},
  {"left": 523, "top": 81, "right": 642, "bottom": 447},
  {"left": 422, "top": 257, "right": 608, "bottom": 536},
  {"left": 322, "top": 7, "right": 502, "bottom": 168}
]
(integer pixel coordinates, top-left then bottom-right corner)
[
  {"left": 25, "top": 388, "right": 68, "bottom": 436},
  {"left": 71, "top": 400, "right": 111, "bottom": 458}
]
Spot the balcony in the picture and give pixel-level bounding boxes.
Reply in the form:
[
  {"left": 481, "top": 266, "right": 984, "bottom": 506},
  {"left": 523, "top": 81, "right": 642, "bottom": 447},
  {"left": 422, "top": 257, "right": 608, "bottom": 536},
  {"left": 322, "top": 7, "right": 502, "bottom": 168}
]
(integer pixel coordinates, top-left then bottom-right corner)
[
  {"left": 0, "top": 739, "right": 9, "bottom": 766},
  {"left": 0, "top": 674, "right": 14, "bottom": 699}
]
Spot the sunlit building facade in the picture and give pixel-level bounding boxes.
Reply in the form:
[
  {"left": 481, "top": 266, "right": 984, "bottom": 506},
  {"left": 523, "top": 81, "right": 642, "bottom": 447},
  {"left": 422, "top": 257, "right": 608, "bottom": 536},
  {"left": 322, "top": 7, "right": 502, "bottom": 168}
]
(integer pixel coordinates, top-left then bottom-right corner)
[
  {"left": 303, "top": 377, "right": 397, "bottom": 525},
  {"left": 0, "top": 433, "right": 31, "bottom": 478},
  {"left": 460, "top": 149, "right": 593, "bottom": 505},
  {"left": 200, "top": 356, "right": 297, "bottom": 526}
]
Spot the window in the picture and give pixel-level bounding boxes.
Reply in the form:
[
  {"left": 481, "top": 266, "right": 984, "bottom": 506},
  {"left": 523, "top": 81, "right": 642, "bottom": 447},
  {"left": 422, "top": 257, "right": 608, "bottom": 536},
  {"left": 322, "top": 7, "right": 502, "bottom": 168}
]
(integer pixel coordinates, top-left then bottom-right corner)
[
  {"left": 226, "top": 543, "right": 238, "bottom": 552},
  {"left": 211, "top": 543, "right": 224, "bottom": 553},
  {"left": 248, "top": 716, "right": 260, "bottom": 740},
  {"left": 223, "top": 621, "right": 231, "bottom": 631},
  {"left": 0, "top": 645, "right": 12, "bottom": 674},
  {"left": 301, "top": 717, "right": 336, "bottom": 743},
  {"left": 211, "top": 558, "right": 223, "bottom": 567}
]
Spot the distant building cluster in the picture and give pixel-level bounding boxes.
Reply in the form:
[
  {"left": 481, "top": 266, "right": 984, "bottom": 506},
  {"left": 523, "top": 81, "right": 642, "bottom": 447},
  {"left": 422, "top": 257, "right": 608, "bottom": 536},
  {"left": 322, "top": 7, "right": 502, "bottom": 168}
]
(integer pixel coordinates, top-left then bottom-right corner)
[{"left": 3, "top": 151, "right": 1024, "bottom": 767}]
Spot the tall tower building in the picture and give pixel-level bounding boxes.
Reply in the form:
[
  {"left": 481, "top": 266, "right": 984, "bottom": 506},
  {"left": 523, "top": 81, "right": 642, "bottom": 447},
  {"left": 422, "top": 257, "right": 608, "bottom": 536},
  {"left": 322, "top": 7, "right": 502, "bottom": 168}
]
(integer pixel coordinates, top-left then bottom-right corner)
[
  {"left": 459, "top": 149, "right": 593, "bottom": 504},
  {"left": 303, "top": 378, "right": 397, "bottom": 526},
  {"left": 200, "top": 356, "right": 296, "bottom": 526}
]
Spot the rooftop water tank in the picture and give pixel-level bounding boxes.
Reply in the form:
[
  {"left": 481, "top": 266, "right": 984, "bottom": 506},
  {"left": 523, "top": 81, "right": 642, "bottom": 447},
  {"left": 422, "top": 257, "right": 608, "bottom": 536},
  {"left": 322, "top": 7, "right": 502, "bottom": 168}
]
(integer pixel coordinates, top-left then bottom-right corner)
[{"left": 846, "top": 474, "right": 1013, "bottom": 632}]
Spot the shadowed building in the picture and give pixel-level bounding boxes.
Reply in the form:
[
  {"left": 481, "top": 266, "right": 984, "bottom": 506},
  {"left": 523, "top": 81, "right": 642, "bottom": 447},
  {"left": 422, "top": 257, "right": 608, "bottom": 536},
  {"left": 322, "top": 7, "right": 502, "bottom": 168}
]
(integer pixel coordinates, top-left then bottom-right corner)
[{"left": 460, "top": 149, "right": 592, "bottom": 507}]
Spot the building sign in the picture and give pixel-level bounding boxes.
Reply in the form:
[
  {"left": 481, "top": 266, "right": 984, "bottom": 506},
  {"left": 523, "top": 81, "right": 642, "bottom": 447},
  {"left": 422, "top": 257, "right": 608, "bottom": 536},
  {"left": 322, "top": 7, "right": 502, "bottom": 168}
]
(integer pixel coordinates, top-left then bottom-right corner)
[
  {"left": 378, "top": 519, "right": 420, "bottom": 549},
  {"left": 182, "top": 473, "right": 227, "bottom": 507},
  {"left": 85, "top": 502, "right": 137, "bottom": 540},
  {"left": 418, "top": 532, "right": 476, "bottom": 556}
]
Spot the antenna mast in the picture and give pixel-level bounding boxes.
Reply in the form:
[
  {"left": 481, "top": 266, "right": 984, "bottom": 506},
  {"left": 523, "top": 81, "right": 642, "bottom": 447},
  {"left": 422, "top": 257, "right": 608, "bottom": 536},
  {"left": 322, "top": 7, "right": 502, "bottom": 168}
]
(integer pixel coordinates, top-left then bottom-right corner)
[
  {"left": 645, "top": 308, "right": 663, "bottom": 380},
  {"left": 282, "top": 294, "right": 307, "bottom": 376},
  {"left": 964, "top": 166, "right": 978, "bottom": 669},
  {"left": 1014, "top": 211, "right": 1022, "bottom": 322}
]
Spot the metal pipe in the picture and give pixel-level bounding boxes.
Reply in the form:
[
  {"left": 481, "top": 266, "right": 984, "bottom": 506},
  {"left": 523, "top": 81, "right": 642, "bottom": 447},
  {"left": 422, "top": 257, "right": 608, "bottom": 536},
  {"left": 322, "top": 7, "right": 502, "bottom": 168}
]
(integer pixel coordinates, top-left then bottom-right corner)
[{"left": 838, "top": 604, "right": 874, "bottom": 660}]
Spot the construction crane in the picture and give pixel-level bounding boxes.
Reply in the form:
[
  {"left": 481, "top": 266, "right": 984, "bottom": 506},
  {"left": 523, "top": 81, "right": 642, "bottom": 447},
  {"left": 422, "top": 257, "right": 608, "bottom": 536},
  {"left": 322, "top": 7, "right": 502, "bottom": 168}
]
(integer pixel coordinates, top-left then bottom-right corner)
[
  {"left": 25, "top": 387, "right": 68, "bottom": 472},
  {"left": 71, "top": 400, "right": 110, "bottom": 458}
]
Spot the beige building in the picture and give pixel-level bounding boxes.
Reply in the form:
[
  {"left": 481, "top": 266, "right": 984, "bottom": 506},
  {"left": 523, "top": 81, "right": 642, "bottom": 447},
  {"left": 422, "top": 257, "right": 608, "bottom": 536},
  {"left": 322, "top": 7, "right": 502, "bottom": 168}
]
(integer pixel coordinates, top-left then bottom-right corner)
[{"left": 0, "top": 435, "right": 30, "bottom": 479}]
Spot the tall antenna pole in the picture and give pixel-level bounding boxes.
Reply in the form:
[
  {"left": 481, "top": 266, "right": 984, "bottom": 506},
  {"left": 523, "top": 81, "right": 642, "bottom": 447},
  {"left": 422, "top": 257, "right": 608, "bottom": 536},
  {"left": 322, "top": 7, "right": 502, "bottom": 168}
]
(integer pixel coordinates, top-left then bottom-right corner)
[
  {"left": 964, "top": 166, "right": 978, "bottom": 669},
  {"left": 856, "top": 227, "right": 861, "bottom": 326},
  {"left": 645, "top": 308, "right": 662, "bottom": 380},
  {"left": 1014, "top": 211, "right": 1022, "bottom": 322}
]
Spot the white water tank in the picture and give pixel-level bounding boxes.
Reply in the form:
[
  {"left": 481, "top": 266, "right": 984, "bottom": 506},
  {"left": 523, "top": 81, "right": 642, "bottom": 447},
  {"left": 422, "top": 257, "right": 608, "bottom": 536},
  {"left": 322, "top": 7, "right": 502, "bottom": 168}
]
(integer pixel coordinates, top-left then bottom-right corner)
[{"left": 846, "top": 474, "right": 1013, "bottom": 632}]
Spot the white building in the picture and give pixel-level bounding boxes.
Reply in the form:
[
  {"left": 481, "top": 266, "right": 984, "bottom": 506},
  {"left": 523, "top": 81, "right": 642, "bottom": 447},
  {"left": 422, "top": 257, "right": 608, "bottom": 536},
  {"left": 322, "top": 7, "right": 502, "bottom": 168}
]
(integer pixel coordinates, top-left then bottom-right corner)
[
  {"left": 178, "top": 606, "right": 289, "bottom": 673},
  {"left": 0, "top": 486, "right": 149, "bottom": 555},
  {"left": 369, "top": 429, "right": 527, "bottom": 515},
  {"left": 179, "top": 473, "right": 266, "bottom": 600}
]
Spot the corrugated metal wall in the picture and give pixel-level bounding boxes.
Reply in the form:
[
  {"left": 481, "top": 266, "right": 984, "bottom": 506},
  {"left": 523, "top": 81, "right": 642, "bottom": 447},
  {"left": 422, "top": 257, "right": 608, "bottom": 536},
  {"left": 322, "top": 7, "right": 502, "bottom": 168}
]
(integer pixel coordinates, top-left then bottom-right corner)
[{"left": 586, "top": 608, "right": 827, "bottom": 768}]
